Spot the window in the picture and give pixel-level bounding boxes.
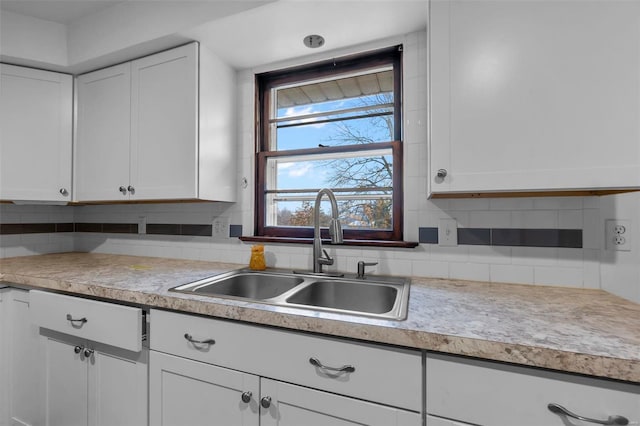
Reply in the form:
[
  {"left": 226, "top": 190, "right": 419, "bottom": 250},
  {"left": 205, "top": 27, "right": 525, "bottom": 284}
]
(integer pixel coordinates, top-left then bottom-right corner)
[{"left": 255, "top": 46, "right": 403, "bottom": 242}]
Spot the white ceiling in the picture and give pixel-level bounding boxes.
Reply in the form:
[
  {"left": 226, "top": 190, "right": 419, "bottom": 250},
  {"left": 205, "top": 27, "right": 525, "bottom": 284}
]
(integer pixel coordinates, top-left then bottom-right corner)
[
  {"left": 0, "top": 0, "right": 428, "bottom": 71},
  {"left": 0, "top": 1, "right": 123, "bottom": 25}
]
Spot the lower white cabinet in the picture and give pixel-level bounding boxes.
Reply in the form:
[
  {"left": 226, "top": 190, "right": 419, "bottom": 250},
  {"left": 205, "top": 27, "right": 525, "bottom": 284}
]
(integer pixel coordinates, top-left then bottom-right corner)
[
  {"left": 30, "top": 291, "right": 147, "bottom": 426},
  {"left": 2, "top": 288, "right": 44, "bottom": 426},
  {"left": 149, "top": 309, "right": 422, "bottom": 426},
  {"left": 426, "top": 416, "right": 470, "bottom": 426},
  {"left": 426, "top": 353, "right": 640, "bottom": 426}
]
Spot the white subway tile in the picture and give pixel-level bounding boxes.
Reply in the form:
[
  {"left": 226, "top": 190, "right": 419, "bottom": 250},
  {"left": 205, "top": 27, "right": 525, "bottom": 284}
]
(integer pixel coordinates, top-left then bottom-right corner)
[
  {"left": 558, "top": 210, "right": 583, "bottom": 229},
  {"left": 489, "top": 198, "right": 534, "bottom": 210},
  {"left": 512, "top": 246, "right": 557, "bottom": 266},
  {"left": 449, "top": 199, "right": 490, "bottom": 211},
  {"left": 412, "top": 260, "right": 449, "bottom": 279},
  {"left": 467, "top": 246, "right": 511, "bottom": 264},
  {"left": 468, "top": 211, "right": 511, "bottom": 228},
  {"left": 582, "top": 209, "right": 602, "bottom": 250},
  {"left": 582, "top": 249, "right": 601, "bottom": 289},
  {"left": 533, "top": 197, "right": 583, "bottom": 210},
  {"left": 534, "top": 266, "right": 584, "bottom": 288},
  {"left": 490, "top": 264, "right": 534, "bottom": 285},
  {"left": 449, "top": 262, "right": 490, "bottom": 281},
  {"left": 511, "top": 210, "right": 558, "bottom": 228}
]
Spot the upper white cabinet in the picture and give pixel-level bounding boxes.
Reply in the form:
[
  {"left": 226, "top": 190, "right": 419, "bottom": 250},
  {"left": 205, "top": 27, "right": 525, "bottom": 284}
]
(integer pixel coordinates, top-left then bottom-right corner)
[
  {"left": 75, "top": 42, "right": 237, "bottom": 202},
  {"left": 0, "top": 64, "right": 72, "bottom": 202},
  {"left": 429, "top": 0, "right": 640, "bottom": 196}
]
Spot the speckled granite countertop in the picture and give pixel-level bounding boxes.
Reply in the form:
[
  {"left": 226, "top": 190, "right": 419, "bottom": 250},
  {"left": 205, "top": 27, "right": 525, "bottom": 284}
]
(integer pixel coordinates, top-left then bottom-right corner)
[{"left": 0, "top": 252, "right": 638, "bottom": 383}]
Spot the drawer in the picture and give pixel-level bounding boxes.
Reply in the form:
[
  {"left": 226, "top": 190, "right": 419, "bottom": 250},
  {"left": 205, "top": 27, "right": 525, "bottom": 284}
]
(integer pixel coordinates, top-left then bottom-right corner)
[
  {"left": 150, "top": 309, "right": 422, "bottom": 412},
  {"left": 426, "top": 353, "right": 640, "bottom": 426},
  {"left": 30, "top": 290, "right": 143, "bottom": 352}
]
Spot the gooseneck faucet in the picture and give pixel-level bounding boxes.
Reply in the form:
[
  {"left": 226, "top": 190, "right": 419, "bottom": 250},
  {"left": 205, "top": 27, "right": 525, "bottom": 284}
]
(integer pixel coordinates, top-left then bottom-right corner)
[{"left": 313, "top": 188, "right": 344, "bottom": 273}]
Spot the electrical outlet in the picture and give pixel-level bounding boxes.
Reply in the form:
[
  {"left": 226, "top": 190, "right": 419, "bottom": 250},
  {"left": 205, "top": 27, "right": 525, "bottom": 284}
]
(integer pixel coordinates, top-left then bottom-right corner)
[
  {"left": 212, "top": 217, "right": 229, "bottom": 240},
  {"left": 438, "top": 218, "right": 458, "bottom": 247},
  {"left": 138, "top": 216, "right": 146, "bottom": 234},
  {"left": 605, "top": 219, "right": 631, "bottom": 251}
]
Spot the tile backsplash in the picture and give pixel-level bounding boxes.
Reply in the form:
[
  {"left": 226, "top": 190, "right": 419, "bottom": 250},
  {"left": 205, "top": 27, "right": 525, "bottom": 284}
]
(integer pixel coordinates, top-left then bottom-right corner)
[{"left": 1, "top": 29, "right": 638, "bottom": 304}]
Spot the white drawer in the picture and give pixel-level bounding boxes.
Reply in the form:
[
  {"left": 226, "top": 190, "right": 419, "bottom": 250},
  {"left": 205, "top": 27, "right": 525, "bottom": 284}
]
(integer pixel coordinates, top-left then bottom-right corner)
[
  {"left": 30, "top": 290, "right": 143, "bottom": 352},
  {"left": 426, "top": 353, "right": 640, "bottom": 426},
  {"left": 150, "top": 309, "right": 422, "bottom": 412}
]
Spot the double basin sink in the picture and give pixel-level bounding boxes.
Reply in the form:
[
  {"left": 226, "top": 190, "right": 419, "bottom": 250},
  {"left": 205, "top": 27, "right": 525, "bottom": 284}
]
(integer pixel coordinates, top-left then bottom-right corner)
[{"left": 170, "top": 269, "right": 410, "bottom": 320}]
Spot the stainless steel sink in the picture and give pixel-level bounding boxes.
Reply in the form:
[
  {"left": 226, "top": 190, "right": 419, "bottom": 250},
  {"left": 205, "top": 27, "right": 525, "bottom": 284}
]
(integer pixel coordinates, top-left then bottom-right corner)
[
  {"left": 170, "top": 269, "right": 410, "bottom": 320},
  {"left": 172, "top": 271, "right": 304, "bottom": 300},
  {"left": 285, "top": 280, "right": 398, "bottom": 314}
]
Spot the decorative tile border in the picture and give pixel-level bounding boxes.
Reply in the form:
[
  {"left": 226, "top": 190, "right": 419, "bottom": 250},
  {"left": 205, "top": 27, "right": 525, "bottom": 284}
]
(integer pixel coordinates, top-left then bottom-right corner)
[{"left": 419, "top": 227, "right": 582, "bottom": 248}]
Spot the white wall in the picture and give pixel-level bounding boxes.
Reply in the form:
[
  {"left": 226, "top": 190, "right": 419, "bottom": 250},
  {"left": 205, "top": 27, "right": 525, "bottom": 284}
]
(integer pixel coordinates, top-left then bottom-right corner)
[{"left": 1, "top": 29, "right": 639, "bottom": 303}]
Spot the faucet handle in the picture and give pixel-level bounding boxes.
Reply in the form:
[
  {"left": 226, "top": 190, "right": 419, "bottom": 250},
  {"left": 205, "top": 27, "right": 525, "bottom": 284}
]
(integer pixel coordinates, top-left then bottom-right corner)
[
  {"left": 318, "top": 249, "right": 334, "bottom": 266},
  {"left": 357, "top": 261, "right": 378, "bottom": 279}
]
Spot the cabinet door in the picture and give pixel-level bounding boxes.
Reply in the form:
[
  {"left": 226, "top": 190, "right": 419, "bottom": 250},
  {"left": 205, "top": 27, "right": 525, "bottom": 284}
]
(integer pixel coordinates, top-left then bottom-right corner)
[
  {"left": 43, "top": 336, "right": 88, "bottom": 426},
  {"left": 260, "top": 378, "right": 421, "bottom": 426},
  {"left": 6, "top": 290, "right": 45, "bottom": 426},
  {"left": 88, "top": 346, "right": 148, "bottom": 426},
  {"left": 75, "top": 63, "right": 131, "bottom": 202},
  {"left": 149, "top": 350, "right": 259, "bottom": 426},
  {"left": 130, "top": 43, "right": 198, "bottom": 200},
  {"left": 426, "top": 415, "right": 472, "bottom": 426},
  {"left": 0, "top": 64, "right": 72, "bottom": 202},
  {"left": 429, "top": 0, "right": 640, "bottom": 195}
]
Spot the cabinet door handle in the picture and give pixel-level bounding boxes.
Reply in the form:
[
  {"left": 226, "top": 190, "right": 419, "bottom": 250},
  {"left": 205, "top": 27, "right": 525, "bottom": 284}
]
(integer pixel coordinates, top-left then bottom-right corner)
[
  {"left": 260, "top": 396, "right": 272, "bottom": 409},
  {"left": 241, "top": 391, "right": 252, "bottom": 403},
  {"left": 119, "top": 186, "right": 128, "bottom": 195},
  {"left": 436, "top": 168, "right": 447, "bottom": 178},
  {"left": 59, "top": 188, "right": 68, "bottom": 196},
  {"left": 548, "top": 403, "right": 629, "bottom": 425},
  {"left": 74, "top": 345, "right": 83, "bottom": 354},
  {"left": 183, "top": 333, "right": 215, "bottom": 346},
  {"left": 127, "top": 185, "right": 135, "bottom": 194},
  {"left": 83, "top": 348, "right": 94, "bottom": 358},
  {"left": 66, "top": 314, "right": 88, "bottom": 326},
  {"left": 309, "top": 357, "right": 355, "bottom": 373}
]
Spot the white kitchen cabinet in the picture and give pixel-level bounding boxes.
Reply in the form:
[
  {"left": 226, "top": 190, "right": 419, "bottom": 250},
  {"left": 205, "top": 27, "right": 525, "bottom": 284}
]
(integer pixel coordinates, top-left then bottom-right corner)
[
  {"left": 1, "top": 289, "right": 45, "bottom": 426},
  {"left": 428, "top": 0, "right": 640, "bottom": 196},
  {"left": 149, "top": 309, "right": 422, "bottom": 426},
  {"left": 74, "top": 42, "right": 236, "bottom": 202},
  {"left": 0, "top": 64, "right": 72, "bottom": 202},
  {"left": 30, "top": 291, "right": 147, "bottom": 426},
  {"left": 75, "top": 63, "right": 131, "bottom": 201},
  {"left": 426, "top": 416, "right": 470, "bottom": 426},
  {"left": 150, "top": 350, "right": 260, "bottom": 426},
  {"left": 426, "top": 352, "right": 640, "bottom": 426}
]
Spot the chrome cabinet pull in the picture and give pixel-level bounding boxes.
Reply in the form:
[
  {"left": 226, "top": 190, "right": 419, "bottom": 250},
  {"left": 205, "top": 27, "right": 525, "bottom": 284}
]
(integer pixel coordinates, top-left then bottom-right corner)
[
  {"left": 183, "top": 333, "right": 215, "bottom": 346},
  {"left": 309, "top": 357, "right": 355, "bottom": 373},
  {"left": 548, "top": 403, "right": 629, "bottom": 425},
  {"left": 127, "top": 185, "right": 135, "bottom": 194},
  {"left": 260, "top": 396, "right": 272, "bottom": 409},
  {"left": 59, "top": 188, "right": 68, "bottom": 196},
  {"left": 66, "top": 314, "right": 88, "bottom": 326},
  {"left": 436, "top": 169, "right": 447, "bottom": 178},
  {"left": 74, "top": 345, "right": 83, "bottom": 354},
  {"left": 241, "top": 391, "right": 252, "bottom": 404},
  {"left": 119, "top": 186, "right": 128, "bottom": 195},
  {"left": 83, "top": 348, "right": 94, "bottom": 358}
]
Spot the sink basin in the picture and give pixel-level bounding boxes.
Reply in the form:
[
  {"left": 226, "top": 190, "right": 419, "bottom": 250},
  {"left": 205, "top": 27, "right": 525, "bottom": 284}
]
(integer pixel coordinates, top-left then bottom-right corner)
[
  {"left": 172, "top": 271, "right": 304, "bottom": 300},
  {"left": 286, "top": 280, "right": 398, "bottom": 314},
  {"left": 170, "top": 269, "right": 410, "bottom": 320}
]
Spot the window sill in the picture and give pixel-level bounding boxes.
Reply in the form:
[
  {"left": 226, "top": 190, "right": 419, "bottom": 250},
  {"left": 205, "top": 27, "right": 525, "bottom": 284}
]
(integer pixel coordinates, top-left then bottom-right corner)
[{"left": 239, "top": 236, "right": 419, "bottom": 248}]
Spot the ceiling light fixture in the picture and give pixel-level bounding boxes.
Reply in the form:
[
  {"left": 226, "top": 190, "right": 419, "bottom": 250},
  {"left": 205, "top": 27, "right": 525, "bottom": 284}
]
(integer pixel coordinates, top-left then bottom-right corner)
[{"left": 303, "top": 34, "right": 325, "bottom": 48}]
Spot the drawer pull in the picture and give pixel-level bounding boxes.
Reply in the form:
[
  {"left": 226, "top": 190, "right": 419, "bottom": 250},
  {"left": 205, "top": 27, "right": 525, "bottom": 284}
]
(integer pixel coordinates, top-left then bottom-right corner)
[
  {"left": 183, "top": 333, "right": 215, "bottom": 346},
  {"left": 548, "top": 403, "right": 629, "bottom": 425},
  {"left": 309, "top": 357, "right": 355, "bottom": 373},
  {"left": 66, "top": 314, "right": 88, "bottom": 326},
  {"left": 74, "top": 345, "right": 83, "bottom": 354}
]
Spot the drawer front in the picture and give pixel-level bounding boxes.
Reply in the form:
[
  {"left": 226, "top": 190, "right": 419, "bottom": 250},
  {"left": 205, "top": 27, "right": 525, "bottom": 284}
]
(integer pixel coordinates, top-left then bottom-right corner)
[
  {"left": 426, "top": 353, "right": 640, "bottom": 426},
  {"left": 150, "top": 309, "right": 422, "bottom": 412},
  {"left": 30, "top": 290, "right": 142, "bottom": 352}
]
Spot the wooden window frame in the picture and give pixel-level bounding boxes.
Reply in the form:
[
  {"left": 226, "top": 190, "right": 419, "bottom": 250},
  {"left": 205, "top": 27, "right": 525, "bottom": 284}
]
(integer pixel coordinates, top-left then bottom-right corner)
[{"left": 254, "top": 46, "right": 404, "bottom": 242}]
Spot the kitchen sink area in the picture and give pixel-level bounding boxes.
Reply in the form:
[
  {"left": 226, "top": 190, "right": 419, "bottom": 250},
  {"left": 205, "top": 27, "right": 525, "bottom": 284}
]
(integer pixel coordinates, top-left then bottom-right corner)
[{"left": 170, "top": 269, "right": 411, "bottom": 320}]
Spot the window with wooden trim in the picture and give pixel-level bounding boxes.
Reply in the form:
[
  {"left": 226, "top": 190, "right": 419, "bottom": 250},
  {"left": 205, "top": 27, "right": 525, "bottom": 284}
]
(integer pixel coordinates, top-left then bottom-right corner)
[{"left": 255, "top": 46, "right": 403, "bottom": 242}]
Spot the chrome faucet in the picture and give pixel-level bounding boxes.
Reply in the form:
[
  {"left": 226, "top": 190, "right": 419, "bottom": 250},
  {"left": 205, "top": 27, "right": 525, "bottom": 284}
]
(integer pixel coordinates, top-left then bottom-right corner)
[{"left": 313, "top": 188, "right": 344, "bottom": 273}]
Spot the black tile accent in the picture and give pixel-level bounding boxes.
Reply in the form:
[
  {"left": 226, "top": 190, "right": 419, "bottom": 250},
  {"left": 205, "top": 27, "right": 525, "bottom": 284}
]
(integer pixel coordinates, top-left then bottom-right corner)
[
  {"left": 418, "top": 227, "right": 438, "bottom": 244},
  {"left": 146, "top": 224, "right": 180, "bottom": 235},
  {"left": 492, "top": 228, "right": 582, "bottom": 248},
  {"left": 75, "top": 223, "right": 104, "bottom": 233},
  {"left": 229, "top": 224, "right": 243, "bottom": 238},
  {"left": 0, "top": 224, "right": 24, "bottom": 234},
  {"left": 55, "top": 223, "right": 75, "bottom": 233},
  {"left": 458, "top": 228, "right": 491, "bottom": 245},
  {"left": 180, "top": 224, "right": 212, "bottom": 237},
  {"left": 103, "top": 223, "right": 138, "bottom": 234}
]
